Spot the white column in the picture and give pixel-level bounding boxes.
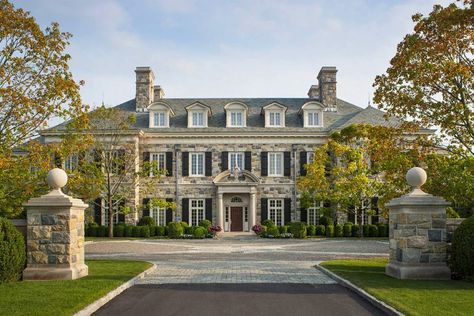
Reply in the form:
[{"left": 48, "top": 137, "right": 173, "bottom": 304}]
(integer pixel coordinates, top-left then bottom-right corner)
[
  {"left": 217, "top": 193, "right": 224, "bottom": 229},
  {"left": 249, "top": 192, "right": 256, "bottom": 229}
]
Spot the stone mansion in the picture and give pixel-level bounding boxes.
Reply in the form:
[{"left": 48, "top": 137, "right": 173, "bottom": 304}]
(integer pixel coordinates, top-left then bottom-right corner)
[{"left": 41, "top": 66, "right": 417, "bottom": 232}]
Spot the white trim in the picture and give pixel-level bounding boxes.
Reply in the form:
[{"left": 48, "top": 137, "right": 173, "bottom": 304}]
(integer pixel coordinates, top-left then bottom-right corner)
[
  {"left": 150, "top": 111, "right": 169, "bottom": 128},
  {"left": 268, "top": 152, "right": 283, "bottom": 177},
  {"left": 267, "top": 198, "right": 284, "bottom": 226},
  {"left": 189, "top": 152, "right": 205, "bottom": 177},
  {"left": 150, "top": 206, "right": 166, "bottom": 226}
]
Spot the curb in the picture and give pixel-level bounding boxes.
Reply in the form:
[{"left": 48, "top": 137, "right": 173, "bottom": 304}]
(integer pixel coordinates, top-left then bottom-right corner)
[
  {"left": 315, "top": 263, "right": 404, "bottom": 316},
  {"left": 74, "top": 262, "right": 157, "bottom": 316}
]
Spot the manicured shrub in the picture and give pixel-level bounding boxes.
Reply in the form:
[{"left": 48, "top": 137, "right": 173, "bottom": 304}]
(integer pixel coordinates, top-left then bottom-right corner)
[
  {"left": 167, "top": 222, "right": 184, "bottom": 239},
  {"left": 140, "top": 226, "right": 150, "bottom": 238},
  {"left": 193, "top": 226, "right": 207, "bottom": 239},
  {"left": 179, "top": 221, "right": 189, "bottom": 230},
  {"left": 98, "top": 226, "right": 107, "bottom": 237},
  {"left": 185, "top": 226, "right": 196, "bottom": 235},
  {"left": 326, "top": 225, "right": 334, "bottom": 237},
  {"left": 335, "top": 224, "right": 343, "bottom": 237},
  {"left": 377, "top": 223, "right": 387, "bottom": 237},
  {"left": 362, "top": 225, "right": 370, "bottom": 237},
  {"left": 262, "top": 219, "right": 275, "bottom": 228},
  {"left": 267, "top": 226, "right": 280, "bottom": 237},
  {"left": 113, "top": 225, "right": 125, "bottom": 237},
  {"left": 149, "top": 226, "right": 156, "bottom": 236},
  {"left": 0, "top": 217, "right": 26, "bottom": 283},
  {"left": 352, "top": 224, "right": 361, "bottom": 237},
  {"left": 87, "top": 223, "right": 99, "bottom": 237},
  {"left": 319, "top": 216, "right": 334, "bottom": 226},
  {"left": 138, "top": 216, "right": 156, "bottom": 226},
  {"left": 315, "top": 225, "right": 325, "bottom": 236},
  {"left": 124, "top": 225, "right": 133, "bottom": 237},
  {"left": 450, "top": 216, "right": 474, "bottom": 280},
  {"left": 199, "top": 219, "right": 212, "bottom": 230},
  {"left": 368, "top": 225, "right": 378, "bottom": 237},
  {"left": 289, "top": 222, "right": 307, "bottom": 239},
  {"left": 155, "top": 226, "right": 166, "bottom": 236},
  {"left": 132, "top": 226, "right": 141, "bottom": 237},
  {"left": 306, "top": 225, "right": 316, "bottom": 236},
  {"left": 164, "top": 225, "right": 169, "bottom": 236},
  {"left": 279, "top": 225, "right": 288, "bottom": 234},
  {"left": 343, "top": 224, "right": 352, "bottom": 237}
]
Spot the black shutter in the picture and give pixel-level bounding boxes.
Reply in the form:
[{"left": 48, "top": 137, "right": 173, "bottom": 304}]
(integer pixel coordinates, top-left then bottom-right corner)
[
  {"left": 182, "top": 198, "right": 189, "bottom": 224},
  {"left": 165, "top": 198, "right": 173, "bottom": 224},
  {"left": 245, "top": 151, "right": 252, "bottom": 171},
  {"left": 300, "top": 208, "right": 308, "bottom": 223},
  {"left": 284, "top": 198, "right": 292, "bottom": 224},
  {"left": 53, "top": 152, "right": 62, "bottom": 168},
  {"left": 221, "top": 151, "right": 228, "bottom": 171},
  {"left": 142, "top": 198, "right": 150, "bottom": 217},
  {"left": 205, "top": 152, "right": 212, "bottom": 176},
  {"left": 205, "top": 198, "right": 212, "bottom": 222},
  {"left": 143, "top": 152, "right": 150, "bottom": 163},
  {"left": 182, "top": 152, "right": 189, "bottom": 176},
  {"left": 300, "top": 151, "right": 307, "bottom": 176},
  {"left": 261, "top": 198, "right": 268, "bottom": 222},
  {"left": 261, "top": 152, "right": 268, "bottom": 176},
  {"left": 284, "top": 152, "right": 291, "bottom": 177},
  {"left": 118, "top": 149, "right": 126, "bottom": 173},
  {"left": 118, "top": 199, "right": 125, "bottom": 222},
  {"left": 94, "top": 198, "right": 102, "bottom": 225},
  {"left": 371, "top": 197, "right": 379, "bottom": 224},
  {"left": 166, "top": 152, "right": 173, "bottom": 176}
]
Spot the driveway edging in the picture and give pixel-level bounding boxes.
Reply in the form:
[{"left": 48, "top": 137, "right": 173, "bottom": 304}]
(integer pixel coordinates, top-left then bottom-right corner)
[
  {"left": 74, "top": 262, "right": 157, "bottom": 316},
  {"left": 315, "top": 263, "right": 404, "bottom": 316}
]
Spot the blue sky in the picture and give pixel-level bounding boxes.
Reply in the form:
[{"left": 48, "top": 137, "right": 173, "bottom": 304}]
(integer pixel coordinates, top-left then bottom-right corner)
[{"left": 15, "top": 0, "right": 451, "bottom": 110}]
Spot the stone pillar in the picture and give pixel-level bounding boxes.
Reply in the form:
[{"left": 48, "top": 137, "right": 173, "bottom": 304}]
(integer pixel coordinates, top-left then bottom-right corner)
[
  {"left": 217, "top": 193, "right": 224, "bottom": 229},
  {"left": 23, "top": 168, "right": 89, "bottom": 280},
  {"left": 385, "top": 167, "right": 451, "bottom": 280},
  {"left": 249, "top": 192, "right": 256, "bottom": 229}
]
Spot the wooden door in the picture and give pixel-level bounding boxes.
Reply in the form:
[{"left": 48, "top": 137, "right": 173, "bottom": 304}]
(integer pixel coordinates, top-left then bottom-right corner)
[{"left": 230, "top": 207, "right": 243, "bottom": 231}]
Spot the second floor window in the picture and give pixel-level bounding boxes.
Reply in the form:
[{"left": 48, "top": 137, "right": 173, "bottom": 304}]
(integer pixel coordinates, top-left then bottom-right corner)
[
  {"left": 192, "top": 112, "right": 204, "bottom": 127},
  {"left": 190, "top": 153, "right": 204, "bottom": 176},
  {"left": 150, "top": 153, "right": 166, "bottom": 176},
  {"left": 269, "top": 112, "right": 281, "bottom": 126},
  {"left": 268, "top": 152, "right": 283, "bottom": 176},
  {"left": 153, "top": 112, "right": 166, "bottom": 127},
  {"left": 229, "top": 152, "right": 244, "bottom": 170}
]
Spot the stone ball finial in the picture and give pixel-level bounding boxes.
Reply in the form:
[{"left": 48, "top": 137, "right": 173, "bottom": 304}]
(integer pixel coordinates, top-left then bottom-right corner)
[
  {"left": 406, "top": 167, "right": 427, "bottom": 189},
  {"left": 47, "top": 168, "right": 68, "bottom": 190}
]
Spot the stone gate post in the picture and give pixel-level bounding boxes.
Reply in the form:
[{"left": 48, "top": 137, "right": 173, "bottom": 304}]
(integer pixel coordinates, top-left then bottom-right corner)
[
  {"left": 23, "top": 168, "right": 89, "bottom": 280},
  {"left": 385, "top": 167, "right": 451, "bottom": 279}
]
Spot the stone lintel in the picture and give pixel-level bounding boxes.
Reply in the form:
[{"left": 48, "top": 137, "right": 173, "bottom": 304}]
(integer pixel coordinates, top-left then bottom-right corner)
[{"left": 385, "top": 262, "right": 450, "bottom": 280}]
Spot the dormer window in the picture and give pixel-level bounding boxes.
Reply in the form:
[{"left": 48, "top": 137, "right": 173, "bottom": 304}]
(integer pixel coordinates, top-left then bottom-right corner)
[
  {"left": 262, "top": 102, "right": 287, "bottom": 128},
  {"left": 300, "top": 101, "right": 324, "bottom": 128},
  {"left": 186, "top": 102, "right": 211, "bottom": 128},
  {"left": 148, "top": 102, "right": 174, "bottom": 128},
  {"left": 224, "top": 102, "right": 247, "bottom": 127}
]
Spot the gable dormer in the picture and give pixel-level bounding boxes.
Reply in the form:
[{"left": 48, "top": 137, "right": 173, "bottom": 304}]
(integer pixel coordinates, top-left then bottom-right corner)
[
  {"left": 299, "top": 101, "right": 324, "bottom": 127},
  {"left": 186, "top": 102, "right": 212, "bottom": 128},
  {"left": 261, "top": 102, "right": 287, "bottom": 128},
  {"left": 148, "top": 102, "right": 174, "bottom": 128},
  {"left": 224, "top": 102, "right": 248, "bottom": 127}
]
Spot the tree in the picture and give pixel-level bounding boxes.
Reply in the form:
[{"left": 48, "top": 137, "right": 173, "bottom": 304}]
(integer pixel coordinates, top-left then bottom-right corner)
[
  {"left": 0, "top": 0, "right": 88, "bottom": 153},
  {"left": 373, "top": 1, "right": 474, "bottom": 156}
]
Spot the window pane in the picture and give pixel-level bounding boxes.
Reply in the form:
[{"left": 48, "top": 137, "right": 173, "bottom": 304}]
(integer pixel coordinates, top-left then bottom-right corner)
[{"left": 275, "top": 113, "right": 280, "bottom": 125}]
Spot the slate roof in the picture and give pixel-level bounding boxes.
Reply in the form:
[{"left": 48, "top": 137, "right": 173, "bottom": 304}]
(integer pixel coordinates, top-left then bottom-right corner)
[{"left": 45, "top": 97, "right": 419, "bottom": 134}]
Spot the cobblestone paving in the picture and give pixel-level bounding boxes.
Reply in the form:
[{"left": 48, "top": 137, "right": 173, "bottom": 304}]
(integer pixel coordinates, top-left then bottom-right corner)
[{"left": 137, "top": 260, "right": 336, "bottom": 284}]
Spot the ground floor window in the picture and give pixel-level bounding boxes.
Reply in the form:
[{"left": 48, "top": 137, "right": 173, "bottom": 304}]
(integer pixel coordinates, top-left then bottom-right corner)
[
  {"left": 190, "top": 199, "right": 205, "bottom": 226},
  {"left": 151, "top": 206, "right": 166, "bottom": 226},
  {"left": 307, "top": 201, "right": 323, "bottom": 225},
  {"left": 268, "top": 199, "right": 284, "bottom": 226},
  {"left": 103, "top": 200, "right": 120, "bottom": 226}
]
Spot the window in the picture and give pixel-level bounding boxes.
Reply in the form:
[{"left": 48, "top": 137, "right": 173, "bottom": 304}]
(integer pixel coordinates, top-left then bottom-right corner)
[
  {"left": 268, "top": 152, "right": 283, "bottom": 176},
  {"left": 268, "top": 199, "right": 284, "bottom": 226},
  {"left": 307, "top": 152, "right": 315, "bottom": 164},
  {"left": 269, "top": 112, "right": 281, "bottom": 126},
  {"left": 230, "top": 111, "right": 243, "bottom": 127},
  {"left": 307, "top": 201, "right": 323, "bottom": 225},
  {"left": 151, "top": 206, "right": 166, "bottom": 226},
  {"left": 107, "top": 150, "right": 122, "bottom": 174},
  {"left": 229, "top": 152, "right": 244, "bottom": 170},
  {"left": 191, "top": 112, "right": 204, "bottom": 127},
  {"left": 190, "top": 199, "right": 205, "bottom": 226},
  {"left": 153, "top": 112, "right": 166, "bottom": 127},
  {"left": 103, "top": 200, "right": 120, "bottom": 226},
  {"left": 244, "top": 207, "right": 249, "bottom": 222},
  {"left": 190, "top": 153, "right": 204, "bottom": 176},
  {"left": 307, "top": 112, "right": 320, "bottom": 126},
  {"left": 150, "top": 153, "right": 166, "bottom": 176},
  {"left": 64, "top": 154, "right": 78, "bottom": 171}
]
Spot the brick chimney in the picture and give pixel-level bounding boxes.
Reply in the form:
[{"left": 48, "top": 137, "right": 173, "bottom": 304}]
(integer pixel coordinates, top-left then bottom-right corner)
[
  {"left": 317, "top": 66, "right": 337, "bottom": 110},
  {"left": 135, "top": 67, "right": 155, "bottom": 112}
]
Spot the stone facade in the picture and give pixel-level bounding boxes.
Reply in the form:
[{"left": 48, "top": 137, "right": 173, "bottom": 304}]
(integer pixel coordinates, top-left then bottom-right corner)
[{"left": 317, "top": 67, "right": 337, "bottom": 109}]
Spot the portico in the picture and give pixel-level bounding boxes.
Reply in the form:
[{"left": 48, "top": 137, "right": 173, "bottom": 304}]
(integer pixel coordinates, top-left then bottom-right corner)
[{"left": 213, "top": 170, "right": 259, "bottom": 232}]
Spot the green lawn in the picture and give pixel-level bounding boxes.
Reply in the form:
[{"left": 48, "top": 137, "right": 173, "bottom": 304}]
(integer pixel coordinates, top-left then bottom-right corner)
[
  {"left": 0, "top": 260, "right": 152, "bottom": 316},
  {"left": 321, "top": 258, "right": 474, "bottom": 316}
]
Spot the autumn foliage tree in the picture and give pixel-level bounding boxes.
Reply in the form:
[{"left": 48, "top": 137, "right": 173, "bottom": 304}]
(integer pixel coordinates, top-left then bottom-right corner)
[{"left": 373, "top": 1, "right": 474, "bottom": 156}]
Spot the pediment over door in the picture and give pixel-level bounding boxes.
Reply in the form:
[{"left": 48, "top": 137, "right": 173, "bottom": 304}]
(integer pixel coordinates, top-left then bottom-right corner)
[{"left": 213, "top": 170, "right": 260, "bottom": 186}]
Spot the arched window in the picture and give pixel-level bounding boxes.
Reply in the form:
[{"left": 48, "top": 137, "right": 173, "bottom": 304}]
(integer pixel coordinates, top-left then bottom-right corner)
[{"left": 231, "top": 196, "right": 243, "bottom": 203}]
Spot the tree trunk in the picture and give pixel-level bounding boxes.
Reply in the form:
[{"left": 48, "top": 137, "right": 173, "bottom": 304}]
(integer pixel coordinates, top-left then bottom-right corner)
[{"left": 108, "top": 195, "right": 114, "bottom": 238}]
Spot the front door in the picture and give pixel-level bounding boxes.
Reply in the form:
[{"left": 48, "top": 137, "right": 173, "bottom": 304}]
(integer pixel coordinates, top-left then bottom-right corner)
[{"left": 230, "top": 207, "right": 243, "bottom": 231}]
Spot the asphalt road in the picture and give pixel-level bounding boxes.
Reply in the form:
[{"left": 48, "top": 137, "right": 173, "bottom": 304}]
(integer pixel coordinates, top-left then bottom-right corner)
[{"left": 93, "top": 283, "right": 386, "bottom": 316}]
